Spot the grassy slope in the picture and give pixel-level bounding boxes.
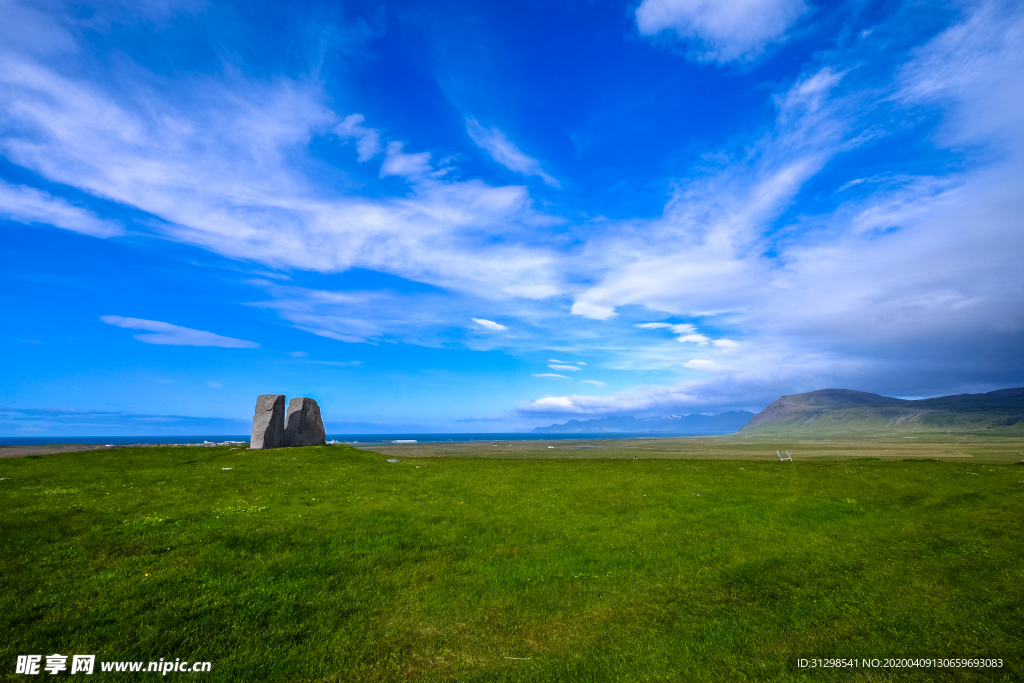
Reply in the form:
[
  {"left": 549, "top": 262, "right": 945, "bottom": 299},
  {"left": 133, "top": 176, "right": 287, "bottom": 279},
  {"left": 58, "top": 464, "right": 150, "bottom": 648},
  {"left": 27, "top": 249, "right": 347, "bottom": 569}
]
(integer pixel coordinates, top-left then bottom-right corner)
[
  {"left": 2, "top": 443, "right": 1023, "bottom": 682},
  {"left": 741, "top": 409, "right": 1024, "bottom": 436}
]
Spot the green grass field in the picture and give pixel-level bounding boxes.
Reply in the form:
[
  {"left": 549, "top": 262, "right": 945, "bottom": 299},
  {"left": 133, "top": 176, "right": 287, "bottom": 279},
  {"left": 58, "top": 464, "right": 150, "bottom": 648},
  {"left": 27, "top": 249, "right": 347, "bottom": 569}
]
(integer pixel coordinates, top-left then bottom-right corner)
[{"left": 2, "top": 439, "right": 1023, "bottom": 682}]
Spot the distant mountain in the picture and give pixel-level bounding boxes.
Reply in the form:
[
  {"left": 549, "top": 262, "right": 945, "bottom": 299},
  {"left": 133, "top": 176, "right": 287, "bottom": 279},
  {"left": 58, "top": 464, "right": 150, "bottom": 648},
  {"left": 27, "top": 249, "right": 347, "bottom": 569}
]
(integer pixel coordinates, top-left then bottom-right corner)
[
  {"left": 740, "top": 387, "right": 1024, "bottom": 434},
  {"left": 532, "top": 411, "right": 755, "bottom": 434}
]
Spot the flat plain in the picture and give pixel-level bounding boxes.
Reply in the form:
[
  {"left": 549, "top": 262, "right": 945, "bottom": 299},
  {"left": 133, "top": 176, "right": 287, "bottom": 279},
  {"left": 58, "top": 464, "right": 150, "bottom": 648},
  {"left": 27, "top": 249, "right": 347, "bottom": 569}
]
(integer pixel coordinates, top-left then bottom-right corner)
[
  {"left": 1, "top": 436, "right": 1022, "bottom": 681},
  {"left": 356, "top": 433, "right": 1024, "bottom": 463}
]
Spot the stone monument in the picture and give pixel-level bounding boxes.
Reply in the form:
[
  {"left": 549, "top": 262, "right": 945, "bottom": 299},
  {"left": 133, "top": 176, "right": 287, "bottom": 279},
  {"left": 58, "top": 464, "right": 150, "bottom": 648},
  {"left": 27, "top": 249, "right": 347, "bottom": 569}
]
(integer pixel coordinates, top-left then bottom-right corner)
[
  {"left": 284, "top": 397, "right": 327, "bottom": 447},
  {"left": 250, "top": 394, "right": 286, "bottom": 449},
  {"left": 250, "top": 394, "right": 326, "bottom": 449}
]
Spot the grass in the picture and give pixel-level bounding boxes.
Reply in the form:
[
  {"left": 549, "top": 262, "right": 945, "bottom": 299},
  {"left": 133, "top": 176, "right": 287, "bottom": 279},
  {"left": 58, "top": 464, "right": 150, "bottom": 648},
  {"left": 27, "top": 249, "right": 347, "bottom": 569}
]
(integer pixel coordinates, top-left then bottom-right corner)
[{"left": 1, "top": 439, "right": 1023, "bottom": 682}]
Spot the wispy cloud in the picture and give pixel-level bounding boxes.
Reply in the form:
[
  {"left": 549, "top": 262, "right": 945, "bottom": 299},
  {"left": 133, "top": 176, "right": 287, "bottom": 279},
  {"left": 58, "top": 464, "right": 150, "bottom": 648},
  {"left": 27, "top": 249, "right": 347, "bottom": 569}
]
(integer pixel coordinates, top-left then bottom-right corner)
[
  {"left": 636, "top": 322, "right": 695, "bottom": 333},
  {"left": 580, "top": 379, "right": 605, "bottom": 387},
  {"left": 636, "top": 322, "right": 709, "bottom": 344},
  {"left": 334, "top": 113, "right": 381, "bottom": 162},
  {"left": 516, "top": 374, "right": 778, "bottom": 417},
  {"left": 0, "top": 27, "right": 564, "bottom": 306},
  {"left": 570, "top": 66, "right": 846, "bottom": 323},
  {"left": 251, "top": 279, "right": 558, "bottom": 350},
  {"left": 548, "top": 364, "right": 581, "bottom": 371},
  {"left": 101, "top": 316, "right": 258, "bottom": 348},
  {"left": 466, "top": 118, "right": 559, "bottom": 187},
  {"left": 0, "top": 180, "right": 121, "bottom": 237},
  {"left": 0, "top": 405, "right": 251, "bottom": 437},
  {"left": 533, "top": 373, "right": 570, "bottom": 379}
]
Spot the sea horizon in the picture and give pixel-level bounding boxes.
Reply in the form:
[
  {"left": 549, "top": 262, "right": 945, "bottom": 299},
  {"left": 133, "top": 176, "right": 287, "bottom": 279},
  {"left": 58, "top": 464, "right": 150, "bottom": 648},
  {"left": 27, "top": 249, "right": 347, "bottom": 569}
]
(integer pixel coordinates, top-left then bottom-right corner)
[{"left": 0, "top": 431, "right": 740, "bottom": 447}]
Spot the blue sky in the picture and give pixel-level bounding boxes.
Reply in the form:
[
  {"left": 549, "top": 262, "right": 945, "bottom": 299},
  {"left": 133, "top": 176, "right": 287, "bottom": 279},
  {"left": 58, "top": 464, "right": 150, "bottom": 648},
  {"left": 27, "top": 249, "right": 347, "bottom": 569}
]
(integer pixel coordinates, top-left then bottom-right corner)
[{"left": 2, "top": 0, "right": 1022, "bottom": 435}]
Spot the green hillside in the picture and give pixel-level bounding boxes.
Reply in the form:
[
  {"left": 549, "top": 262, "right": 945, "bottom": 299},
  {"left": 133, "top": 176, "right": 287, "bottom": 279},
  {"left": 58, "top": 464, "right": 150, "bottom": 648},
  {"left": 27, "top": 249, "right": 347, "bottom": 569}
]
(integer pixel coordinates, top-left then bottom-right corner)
[{"left": 740, "top": 387, "right": 1024, "bottom": 435}]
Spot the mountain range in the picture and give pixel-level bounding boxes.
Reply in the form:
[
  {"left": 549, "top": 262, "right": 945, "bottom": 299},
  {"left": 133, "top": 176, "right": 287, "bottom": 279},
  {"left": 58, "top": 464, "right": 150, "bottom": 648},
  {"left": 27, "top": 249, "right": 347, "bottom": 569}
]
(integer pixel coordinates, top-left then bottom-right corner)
[
  {"left": 531, "top": 411, "right": 755, "bottom": 434},
  {"left": 739, "top": 387, "right": 1024, "bottom": 434},
  {"left": 531, "top": 387, "right": 1024, "bottom": 436}
]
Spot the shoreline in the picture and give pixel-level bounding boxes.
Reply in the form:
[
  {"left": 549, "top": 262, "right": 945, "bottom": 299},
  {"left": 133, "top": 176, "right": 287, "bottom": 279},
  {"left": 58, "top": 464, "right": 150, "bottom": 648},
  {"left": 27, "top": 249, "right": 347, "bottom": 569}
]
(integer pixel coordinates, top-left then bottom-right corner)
[{"left": 0, "top": 440, "right": 248, "bottom": 458}]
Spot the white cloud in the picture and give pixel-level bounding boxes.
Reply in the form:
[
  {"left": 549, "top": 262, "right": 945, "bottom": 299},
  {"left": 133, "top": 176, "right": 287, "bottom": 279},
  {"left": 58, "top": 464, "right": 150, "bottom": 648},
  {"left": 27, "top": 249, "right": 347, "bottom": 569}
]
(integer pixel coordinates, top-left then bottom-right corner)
[
  {"left": 570, "top": 301, "right": 616, "bottom": 320},
  {"left": 684, "top": 359, "right": 724, "bottom": 371},
  {"left": 466, "top": 118, "right": 559, "bottom": 187},
  {"left": 0, "top": 180, "right": 122, "bottom": 237},
  {"left": 713, "top": 339, "right": 739, "bottom": 349},
  {"left": 548, "top": 364, "right": 581, "bottom": 371},
  {"left": 548, "top": 358, "right": 570, "bottom": 363},
  {"left": 533, "top": 373, "right": 570, "bottom": 379},
  {"left": 334, "top": 113, "right": 381, "bottom": 162},
  {"left": 576, "top": 361, "right": 586, "bottom": 365},
  {"left": 101, "top": 316, "right": 259, "bottom": 348},
  {"left": 635, "top": 322, "right": 696, "bottom": 334},
  {"left": 581, "top": 379, "right": 605, "bottom": 386},
  {"left": 380, "top": 141, "right": 433, "bottom": 178},
  {"left": 636, "top": 322, "right": 708, "bottom": 344},
  {"left": 473, "top": 317, "right": 508, "bottom": 331},
  {"left": 636, "top": 0, "right": 808, "bottom": 63},
  {"left": 524, "top": 395, "right": 576, "bottom": 410}
]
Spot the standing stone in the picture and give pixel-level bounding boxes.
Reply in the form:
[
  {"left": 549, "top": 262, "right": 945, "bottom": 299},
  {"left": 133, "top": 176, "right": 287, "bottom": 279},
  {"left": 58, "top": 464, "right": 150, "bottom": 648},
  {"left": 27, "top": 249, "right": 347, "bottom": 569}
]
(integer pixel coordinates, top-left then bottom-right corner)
[
  {"left": 284, "top": 397, "right": 326, "bottom": 447},
  {"left": 250, "top": 394, "right": 286, "bottom": 449}
]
